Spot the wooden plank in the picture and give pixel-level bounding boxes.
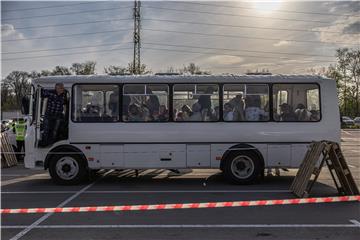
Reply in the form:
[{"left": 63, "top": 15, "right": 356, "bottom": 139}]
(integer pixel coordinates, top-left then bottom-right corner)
[
  {"left": 1, "top": 132, "right": 17, "bottom": 168},
  {"left": 328, "top": 143, "right": 359, "bottom": 195},
  {"left": 291, "top": 141, "right": 327, "bottom": 197}
]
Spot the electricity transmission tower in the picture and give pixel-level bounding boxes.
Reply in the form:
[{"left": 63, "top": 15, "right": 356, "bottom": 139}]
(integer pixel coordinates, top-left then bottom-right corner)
[{"left": 133, "top": 0, "right": 141, "bottom": 74}]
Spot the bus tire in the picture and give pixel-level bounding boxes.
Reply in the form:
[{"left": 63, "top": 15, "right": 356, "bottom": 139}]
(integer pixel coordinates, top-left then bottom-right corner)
[
  {"left": 49, "top": 153, "right": 88, "bottom": 185},
  {"left": 223, "top": 151, "right": 261, "bottom": 184}
]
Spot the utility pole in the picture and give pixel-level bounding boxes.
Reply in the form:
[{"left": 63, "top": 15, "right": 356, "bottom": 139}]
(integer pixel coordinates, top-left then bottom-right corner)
[{"left": 133, "top": 0, "right": 141, "bottom": 74}]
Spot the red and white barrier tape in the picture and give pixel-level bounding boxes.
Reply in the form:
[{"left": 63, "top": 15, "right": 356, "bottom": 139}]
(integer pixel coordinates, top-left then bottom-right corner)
[{"left": 1, "top": 195, "right": 359, "bottom": 214}]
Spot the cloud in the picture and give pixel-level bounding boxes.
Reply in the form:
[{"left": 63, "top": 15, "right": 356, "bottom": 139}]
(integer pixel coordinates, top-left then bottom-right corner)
[
  {"left": 1, "top": 24, "right": 24, "bottom": 39},
  {"left": 205, "top": 55, "right": 244, "bottom": 65},
  {"left": 273, "top": 40, "right": 291, "bottom": 47},
  {"left": 312, "top": 15, "right": 360, "bottom": 44},
  {"left": 343, "top": 21, "right": 360, "bottom": 34}
]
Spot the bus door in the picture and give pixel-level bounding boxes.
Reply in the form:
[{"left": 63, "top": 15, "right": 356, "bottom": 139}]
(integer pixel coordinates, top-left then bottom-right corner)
[
  {"left": 34, "top": 85, "right": 43, "bottom": 147},
  {"left": 35, "top": 86, "right": 69, "bottom": 147}
]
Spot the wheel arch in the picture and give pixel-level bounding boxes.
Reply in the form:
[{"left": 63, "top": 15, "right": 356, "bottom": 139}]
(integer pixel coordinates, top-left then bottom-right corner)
[
  {"left": 220, "top": 143, "right": 265, "bottom": 171},
  {"left": 44, "top": 144, "right": 87, "bottom": 170}
]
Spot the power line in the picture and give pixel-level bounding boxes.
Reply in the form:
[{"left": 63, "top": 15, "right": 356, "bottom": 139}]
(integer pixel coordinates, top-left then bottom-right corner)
[
  {"left": 2, "top": 28, "right": 132, "bottom": 43},
  {"left": 3, "top": 26, "right": 354, "bottom": 45},
  {"left": 2, "top": 42, "right": 133, "bottom": 54},
  {"left": 10, "top": 16, "right": 347, "bottom": 35},
  {"left": 14, "top": 18, "right": 133, "bottom": 30},
  {"left": 3, "top": 26, "right": 355, "bottom": 46},
  {"left": 143, "top": 18, "right": 347, "bottom": 34},
  {"left": 142, "top": 42, "right": 334, "bottom": 58},
  {"left": 2, "top": 41, "right": 335, "bottom": 59},
  {"left": 143, "top": 28, "right": 359, "bottom": 46},
  {"left": 143, "top": 47, "right": 335, "bottom": 63},
  {"left": 2, "top": 47, "right": 133, "bottom": 61},
  {"left": 142, "top": 6, "right": 332, "bottom": 24},
  {"left": 2, "top": 6, "right": 132, "bottom": 21},
  {"left": 2, "top": 45, "right": 334, "bottom": 64},
  {"left": 4, "top": 2, "right": 95, "bottom": 12},
  {"left": 175, "top": 1, "right": 356, "bottom": 17}
]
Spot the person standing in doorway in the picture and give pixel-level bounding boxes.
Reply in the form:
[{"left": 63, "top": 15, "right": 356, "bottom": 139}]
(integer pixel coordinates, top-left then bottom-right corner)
[{"left": 41, "top": 83, "right": 66, "bottom": 146}]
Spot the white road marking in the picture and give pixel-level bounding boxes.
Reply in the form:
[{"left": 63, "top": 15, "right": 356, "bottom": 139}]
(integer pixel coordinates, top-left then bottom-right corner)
[
  {"left": 348, "top": 165, "right": 357, "bottom": 168},
  {"left": 1, "top": 190, "right": 291, "bottom": 194},
  {"left": 2, "top": 224, "right": 359, "bottom": 229},
  {"left": 9, "top": 171, "right": 112, "bottom": 240},
  {"left": 1, "top": 174, "right": 49, "bottom": 187},
  {"left": 349, "top": 219, "right": 360, "bottom": 227}
]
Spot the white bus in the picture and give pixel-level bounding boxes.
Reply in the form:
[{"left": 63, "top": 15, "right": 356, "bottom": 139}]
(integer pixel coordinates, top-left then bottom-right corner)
[{"left": 24, "top": 74, "right": 340, "bottom": 185}]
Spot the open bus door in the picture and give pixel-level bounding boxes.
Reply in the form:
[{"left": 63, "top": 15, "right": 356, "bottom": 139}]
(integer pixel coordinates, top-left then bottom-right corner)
[
  {"left": 34, "top": 85, "right": 70, "bottom": 148},
  {"left": 34, "top": 85, "right": 43, "bottom": 148}
]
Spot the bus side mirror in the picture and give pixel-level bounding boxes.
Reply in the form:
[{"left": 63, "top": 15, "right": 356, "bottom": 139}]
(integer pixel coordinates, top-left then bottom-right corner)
[{"left": 21, "top": 96, "right": 30, "bottom": 115}]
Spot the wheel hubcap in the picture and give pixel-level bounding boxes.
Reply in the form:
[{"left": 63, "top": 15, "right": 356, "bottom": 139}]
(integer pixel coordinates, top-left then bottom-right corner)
[
  {"left": 230, "top": 155, "right": 255, "bottom": 179},
  {"left": 56, "top": 157, "right": 79, "bottom": 180}
]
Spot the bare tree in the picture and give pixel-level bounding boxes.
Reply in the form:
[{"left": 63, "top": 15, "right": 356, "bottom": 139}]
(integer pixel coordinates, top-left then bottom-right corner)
[
  {"left": 104, "top": 65, "right": 129, "bottom": 75},
  {"left": 2, "top": 71, "right": 31, "bottom": 109},
  {"left": 127, "top": 62, "right": 151, "bottom": 75},
  {"left": 71, "top": 61, "right": 96, "bottom": 75},
  {"left": 181, "top": 63, "right": 210, "bottom": 75},
  {"left": 52, "top": 66, "right": 71, "bottom": 75}
]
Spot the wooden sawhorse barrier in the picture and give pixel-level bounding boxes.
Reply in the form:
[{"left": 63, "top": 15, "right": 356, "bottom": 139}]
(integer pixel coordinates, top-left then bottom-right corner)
[{"left": 290, "top": 141, "right": 359, "bottom": 197}]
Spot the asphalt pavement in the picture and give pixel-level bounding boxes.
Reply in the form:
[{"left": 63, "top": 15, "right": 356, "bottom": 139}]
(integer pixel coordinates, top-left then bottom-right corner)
[{"left": 1, "top": 130, "right": 359, "bottom": 240}]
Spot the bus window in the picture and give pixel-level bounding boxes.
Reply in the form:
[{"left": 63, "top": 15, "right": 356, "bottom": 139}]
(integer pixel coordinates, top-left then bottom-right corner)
[
  {"left": 223, "top": 84, "right": 269, "bottom": 121},
  {"left": 272, "top": 84, "right": 320, "bottom": 122},
  {"left": 173, "top": 84, "right": 219, "bottom": 122},
  {"left": 72, "top": 85, "right": 119, "bottom": 122},
  {"left": 123, "top": 84, "right": 169, "bottom": 122}
]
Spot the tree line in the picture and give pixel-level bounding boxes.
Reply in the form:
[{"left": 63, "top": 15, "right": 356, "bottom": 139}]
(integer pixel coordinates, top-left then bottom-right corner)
[
  {"left": 1, "top": 48, "right": 360, "bottom": 117},
  {"left": 1, "top": 62, "right": 208, "bottom": 112},
  {"left": 308, "top": 48, "right": 360, "bottom": 118}
]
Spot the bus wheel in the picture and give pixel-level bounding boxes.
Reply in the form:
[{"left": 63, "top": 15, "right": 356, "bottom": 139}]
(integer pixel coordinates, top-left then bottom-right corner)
[
  {"left": 49, "top": 154, "right": 87, "bottom": 185},
  {"left": 223, "top": 151, "right": 261, "bottom": 184}
]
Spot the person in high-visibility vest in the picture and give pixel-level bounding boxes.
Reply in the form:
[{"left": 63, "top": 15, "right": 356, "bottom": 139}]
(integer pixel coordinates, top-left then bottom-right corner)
[{"left": 13, "top": 118, "right": 27, "bottom": 156}]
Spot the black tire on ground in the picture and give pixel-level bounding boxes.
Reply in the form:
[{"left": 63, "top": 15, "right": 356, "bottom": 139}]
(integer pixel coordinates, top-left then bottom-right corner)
[
  {"left": 223, "top": 151, "right": 262, "bottom": 184},
  {"left": 48, "top": 153, "right": 88, "bottom": 185}
]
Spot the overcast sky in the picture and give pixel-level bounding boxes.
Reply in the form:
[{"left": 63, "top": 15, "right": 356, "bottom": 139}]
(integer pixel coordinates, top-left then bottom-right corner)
[{"left": 1, "top": 0, "right": 360, "bottom": 77}]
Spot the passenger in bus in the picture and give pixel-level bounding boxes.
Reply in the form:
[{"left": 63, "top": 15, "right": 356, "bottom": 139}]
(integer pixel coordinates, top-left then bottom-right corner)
[
  {"left": 181, "top": 105, "right": 192, "bottom": 120},
  {"left": 189, "top": 102, "right": 202, "bottom": 121},
  {"left": 158, "top": 105, "right": 169, "bottom": 121},
  {"left": 223, "top": 103, "right": 234, "bottom": 121},
  {"left": 176, "top": 112, "right": 185, "bottom": 121},
  {"left": 128, "top": 104, "right": 143, "bottom": 121},
  {"left": 122, "top": 95, "right": 131, "bottom": 120},
  {"left": 310, "top": 110, "right": 320, "bottom": 121},
  {"left": 198, "top": 87, "right": 214, "bottom": 120},
  {"left": 108, "top": 92, "right": 119, "bottom": 117},
  {"left": 279, "top": 103, "right": 297, "bottom": 121},
  {"left": 84, "top": 104, "right": 100, "bottom": 118},
  {"left": 295, "top": 103, "right": 311, "bottom": 121},
  {"left": 212, "top": 106, "right": 220, "bottom": 121},
  {"left": 245, "top": 95, "right": 268, "bottom": 121},
  {"left": 228, "top": 94, "right": 245, "bottom": 121},
  {"left": 198, "top": 87, "right": 213, "bottom": 110},
  {"left": 141, "top": 104, "right": 153, "bottom": 122},
  {"left": 41, "top": 83, "right": 66, "bottom": 146},
  {"left": 146, "top": 89, "right": 160, "bottom": 116}
]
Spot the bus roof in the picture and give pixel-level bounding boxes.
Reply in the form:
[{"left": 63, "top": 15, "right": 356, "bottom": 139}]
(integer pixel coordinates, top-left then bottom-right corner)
[{"left": 33, "top": 74, "right": 330, "bottom": 85}]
